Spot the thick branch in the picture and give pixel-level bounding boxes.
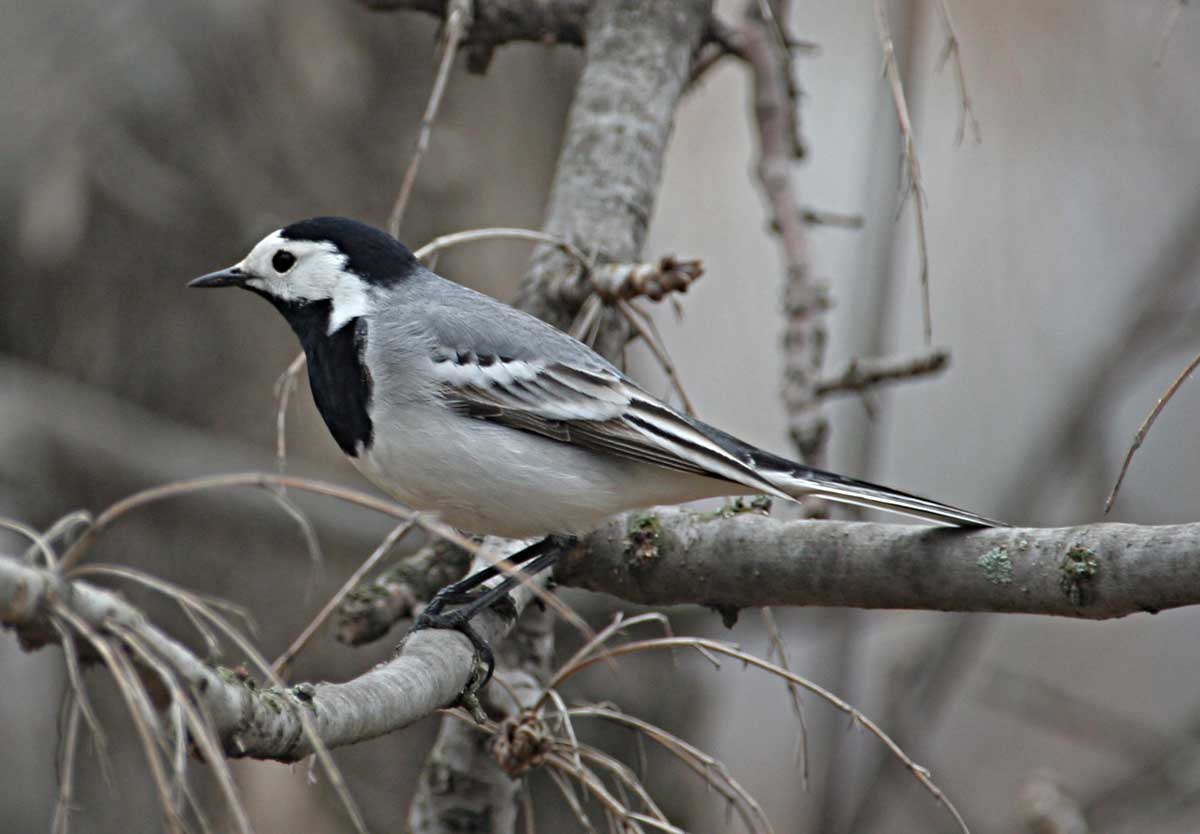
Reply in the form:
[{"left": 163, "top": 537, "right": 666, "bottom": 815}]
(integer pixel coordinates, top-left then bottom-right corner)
[
  {"left": 560, "top": 509, "right": 1198, "bottom": 620},
  {"left": 514, "top": 0, "right": 711, "bottom": 359},
  {"left": 0, "top": 552, "right": 532, "bottom": 762}
]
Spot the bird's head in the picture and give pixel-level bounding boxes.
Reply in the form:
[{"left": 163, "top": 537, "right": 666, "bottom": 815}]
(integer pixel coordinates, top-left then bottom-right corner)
[{"left": 189, "top": 216, "right": 419, "bottom": 333}]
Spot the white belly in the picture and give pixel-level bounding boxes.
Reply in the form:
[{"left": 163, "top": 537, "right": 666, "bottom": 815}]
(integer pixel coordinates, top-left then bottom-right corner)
[{"left": 353, "top": 404, "right": 739, "bottom": 538}]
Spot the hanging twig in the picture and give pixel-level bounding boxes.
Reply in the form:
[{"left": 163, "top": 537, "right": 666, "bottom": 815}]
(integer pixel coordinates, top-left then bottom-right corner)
[
  {"left": 386, "top": 0, "right": 473, "bottom": 237},
  {"left": 272, "top": 520, "right": 416, "bottom": 675},
  {"left": 1104, "top": 347, "right": 1200, "bottom": 513},
  {"left": 932, "top": 0, "right": 982, "bottom": 145},
  {"left": 874, "top": 0, "right": 934, "bottom": 345}
]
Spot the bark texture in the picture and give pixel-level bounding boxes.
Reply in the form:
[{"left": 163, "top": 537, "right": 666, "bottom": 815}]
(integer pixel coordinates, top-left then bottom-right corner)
[
  {"left": 0, "top": 551, "right": 527, "bottom": 762},
  {"left": 560, "top": 509, "right": 1195, "bottom": 620},
  {"left": 404, "top": 2, "right": 712, "bottom": 831},
  {"left": 514, "top": 0, "right": 712, "bottom": 359}
]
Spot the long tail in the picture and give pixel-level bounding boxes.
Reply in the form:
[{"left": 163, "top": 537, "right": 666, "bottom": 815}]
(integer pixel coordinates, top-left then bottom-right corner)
[
  {"left": 763, "top": 464, "right": 1001, "bottom": 527},
  {"left": 639, "top": 399, "right": 1003, "bottom": 527}
]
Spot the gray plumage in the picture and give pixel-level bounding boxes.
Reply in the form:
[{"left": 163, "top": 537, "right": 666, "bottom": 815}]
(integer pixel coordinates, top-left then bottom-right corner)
[{"left": 191, "top": 217, "right": 1001, "bottom": 537}]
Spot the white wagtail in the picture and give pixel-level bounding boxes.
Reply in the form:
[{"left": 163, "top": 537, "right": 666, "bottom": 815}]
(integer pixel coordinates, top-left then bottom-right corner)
[{"left": 191, "top": 217, "right": 998, "bottom": 674}]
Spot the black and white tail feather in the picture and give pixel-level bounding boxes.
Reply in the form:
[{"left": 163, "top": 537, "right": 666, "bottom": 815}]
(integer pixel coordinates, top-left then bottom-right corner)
[{"left": 435, "top": 351, "right": 1001, "bottom": 528}]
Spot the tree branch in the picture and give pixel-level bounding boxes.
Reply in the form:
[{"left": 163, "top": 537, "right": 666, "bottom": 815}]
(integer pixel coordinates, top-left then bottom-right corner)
[
  {"left": 814, "top": 348, "right": 950, "bottom": 398},
  {"left": 558, "top": 509, "right": 1197, "bottom": 620},
  {"left": 514, "top": 0, "right": 712, "bottom": 360},
  {"left": 740, "top": 1, "right": 829, "bottom": 466},
  {"left": 0, "top": 548, "right": 535, "bottom": 762},
  {"left": 8, "top": 511, "right": 1196, "bottom": 772}
]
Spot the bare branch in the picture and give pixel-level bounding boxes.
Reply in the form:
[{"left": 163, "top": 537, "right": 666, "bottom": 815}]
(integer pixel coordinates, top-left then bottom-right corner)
[
  {"left": 335, "top": 537, "right": 472, "bottom": 646},
  {"left": 272, "top": 520, "right": 416, "bottom": 675},
  {"left": 386, "top": 0, "right": 472, "bottom": 237},
  {"left": 814, "top": 348, "right": 950, "bottom": 398},
  {"left": 1, "top": 551, "right": 538, "bottom": 761},
  {"left": 932, "top": 0, "right": 982, "bottom": 145},
  {"left": 562, "top": 637, "right": 969, "bottom": 833},
  {"left": 800, "top": 207, "right": 865, "bottom": 228},
  {"left": 874, "top": 0, "right": 934, "bottom": 345},
  {"left": 414, "top": 227, "right": 592, "bottom": 270},
  {"left": 741, "top": 0, "right": 828, "bottom": 465},
  {"left": 760, "top": 607, "right": 810, "bottom": 786},
  {"left": 513, "top": 0, "right": 711, "bottom": 360},
  {"left": 556, "top": 508, "right": 1200, "bottom": 620},
  {"left": 1104, "top": 348, "right": 1200, "bottom": 513},
  {"left": 616, "top": 299, "right": 697, "bottom": 416}
]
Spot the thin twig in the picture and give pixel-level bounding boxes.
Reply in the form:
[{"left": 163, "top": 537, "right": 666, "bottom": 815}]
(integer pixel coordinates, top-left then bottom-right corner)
[
  {"left": 539, "top": 611, "right": 675, "bottom": 709},
  {"left": 272, "top": 520, "right": 415, "bottom": 675},
  {"left": 760, "top": 607, "right": 810, "bottom": 788},
  {"left": 1154, "top": 0, "right": 1190, "bottom": 67},
  {"left": 932, "top": 0, "right": 982, "bottom": 144},
  {"left": 110, "top": 621, "right": 253, "bottom": 834},
  {"left": 0, "top": 516, "right": 58, "bottom": 569},
  {"left": 563, "top": 637, "right": 971, "bottom": 834},
  {"left": 53, "top": 607, "right": 195, "bottom": 834},
  {"left": 874, "top": 0, "right": 934, "bottom": 345},
  {"left": 386, "top": 0, "right": 473, "bottom": 236},
  {"left": 615, "top": 299, "right": 697, "bottom": 415},
  {"left": 1105, "top": 348, "right": 1200, "bottom": 513},
  {"left": 52, "top": 695, "right": 82, "bottom": 834},
  {"left": 273, "top": 351, "right": 307, "bottom": 474},
  {"left": 57, "top": 472, "right": 470, "bottom": 570},
  {"left": 814, "top": 348, "right": 950, "bottom": 398},
  {"left": 569, "top": 705, "right": 771, "bottom": 834},
  {"left": 414, "top": 227, "right": 591, "bottom": 271}
]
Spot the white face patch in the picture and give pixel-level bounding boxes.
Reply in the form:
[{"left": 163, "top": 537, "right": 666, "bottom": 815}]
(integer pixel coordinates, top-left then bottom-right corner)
[{"left": 239, "top": 230, "right": 373, "bottom": 334}]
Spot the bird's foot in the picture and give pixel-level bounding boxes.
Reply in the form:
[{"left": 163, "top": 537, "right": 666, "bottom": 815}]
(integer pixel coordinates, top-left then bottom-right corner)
[{"left": 410, "top": 604, "right": 497, "bottom": 719}]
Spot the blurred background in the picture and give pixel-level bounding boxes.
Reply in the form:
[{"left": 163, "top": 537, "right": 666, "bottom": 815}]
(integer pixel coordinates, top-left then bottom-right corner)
[{"left": 3, "top": 0, "right": 1200, "bottom": 832}]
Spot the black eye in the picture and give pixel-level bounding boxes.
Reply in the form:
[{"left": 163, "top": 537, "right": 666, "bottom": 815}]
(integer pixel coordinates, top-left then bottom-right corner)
[{"left": 272, "top": 250, "right": 296, "bottom": 273}]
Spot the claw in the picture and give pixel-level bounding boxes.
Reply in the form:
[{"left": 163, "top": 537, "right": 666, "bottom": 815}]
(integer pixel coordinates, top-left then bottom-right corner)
[{"left": 411, "top": 606, "right": 497, "bottom": 713}]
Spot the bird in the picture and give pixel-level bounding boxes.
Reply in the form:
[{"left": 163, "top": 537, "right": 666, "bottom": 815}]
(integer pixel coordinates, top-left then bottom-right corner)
[{"left": 190, "top": 216, "right": 999, "bottom": 678}]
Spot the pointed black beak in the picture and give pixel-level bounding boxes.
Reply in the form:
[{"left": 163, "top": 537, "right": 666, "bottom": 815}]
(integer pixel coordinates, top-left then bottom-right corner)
[{"left": 188, "top": 266, "right": 246, "bottom": 289}]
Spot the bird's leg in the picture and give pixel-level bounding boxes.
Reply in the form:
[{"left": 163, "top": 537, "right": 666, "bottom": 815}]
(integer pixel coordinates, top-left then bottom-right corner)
[
  {"left": 411, "top": 535, "right": 573, "bottom": 695},
  {"left": 421, "top": 535, "right": 562, "bottom": 618}
]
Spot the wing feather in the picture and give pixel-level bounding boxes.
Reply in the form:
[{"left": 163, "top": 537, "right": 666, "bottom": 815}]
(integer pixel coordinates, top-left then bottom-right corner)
[{"left": 432, "top": 354, "right": 782, "bottom": 492}]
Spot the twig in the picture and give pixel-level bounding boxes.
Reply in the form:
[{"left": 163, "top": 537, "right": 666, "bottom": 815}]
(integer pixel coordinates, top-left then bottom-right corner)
[
  {"left": 800, "top": 207, "right": 865, "bottom": 228},
  {"left": 874, "top": 0, "right": 934, "bottom": 345},
  {"left": 335, "top": 538, "right": 472, "bottom": 645},
  {"left": 52, "top": 695, "right": 82, "bottom": 834},
  {"left": 56, "top": 472, "right": 472, "bottom": 570},
  {"left": 273, "top": 351, "right": 306, "bottom": 474},
  {"left": 615, "top": 299, "right": 697, "bottom": 416},
  {"left": 272, "top": 520, "right": 416, "bottom": 675},
  {"left": 932, "top": 0, "right": 982, "bottom": 145},
  {"left": 760, "top": 607, "right": 809, "bottom": 787},
  {"left": 814, "top": 348, "right": 950, "bottom": 398},
  {"left": 386, "top": 0, "right": 473, "bottom": 236},
  {"left": 1154, "top": 0, "right": 1190, "bottom": 67},
  {"left": 559, "top": 637, "right": 971, "bottom": 834},
  {"left": 414, "top": 226, "right": 591, "bottom": 271},
  {"left": 1105, "top": 348, "right": 1200, "bottom": 513},
  {"left": 741, "top": 0, "right": 829, "bottom": 465},
  {"left": 546, "top": 256, "right": 704, "bottom": 311},
  {"left": 0, "top": 516, "right": 59, "bottom": 569},
  {"left": 569, "top": 706, "right": 770, "bottom": 834}
]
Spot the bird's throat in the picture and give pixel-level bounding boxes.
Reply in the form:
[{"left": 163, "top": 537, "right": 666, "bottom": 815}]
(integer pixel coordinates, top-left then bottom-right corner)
[{"left": 264, "top": 295, "right": 374, "bottom": 457}]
